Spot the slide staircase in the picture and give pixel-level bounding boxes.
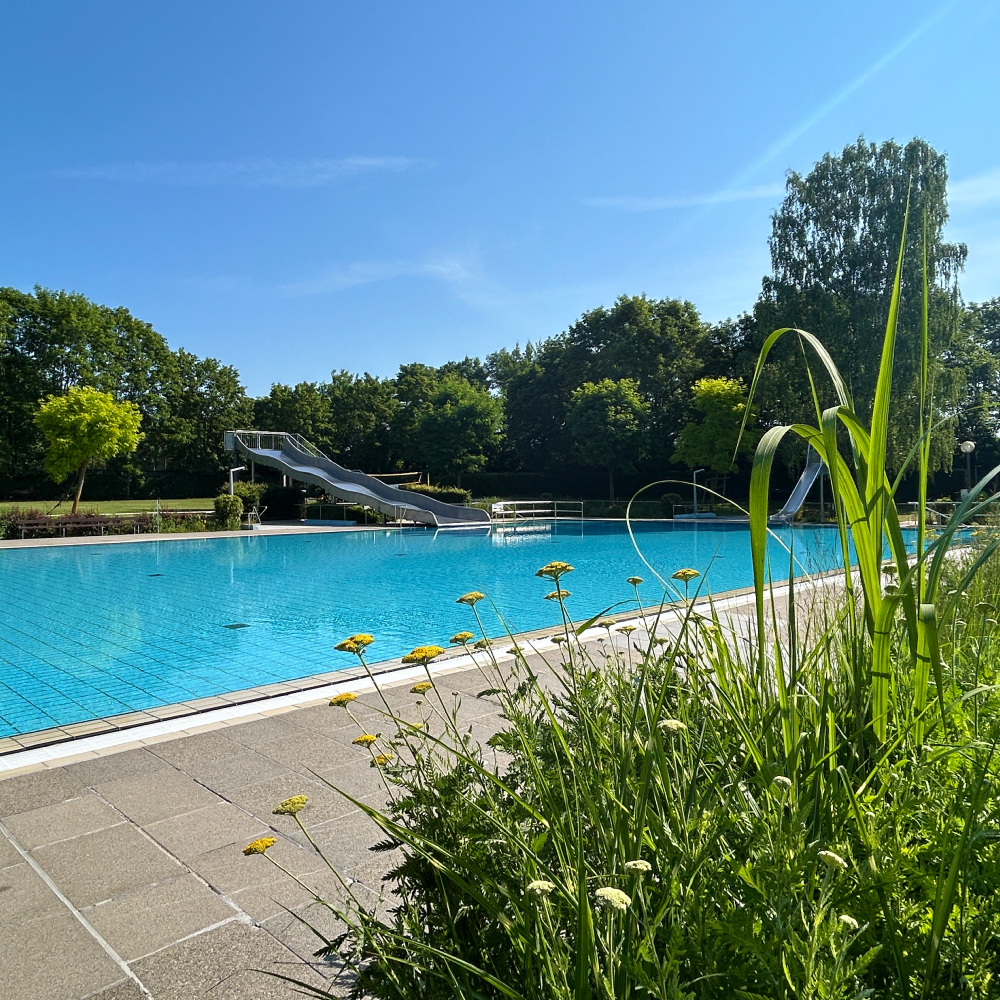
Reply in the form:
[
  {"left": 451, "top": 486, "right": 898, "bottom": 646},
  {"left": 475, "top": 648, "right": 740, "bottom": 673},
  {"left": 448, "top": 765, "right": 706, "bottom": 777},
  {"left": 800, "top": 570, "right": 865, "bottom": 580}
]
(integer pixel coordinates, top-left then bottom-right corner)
[{"left": 225, "top": 431, "right": 490, "bottom": 528}]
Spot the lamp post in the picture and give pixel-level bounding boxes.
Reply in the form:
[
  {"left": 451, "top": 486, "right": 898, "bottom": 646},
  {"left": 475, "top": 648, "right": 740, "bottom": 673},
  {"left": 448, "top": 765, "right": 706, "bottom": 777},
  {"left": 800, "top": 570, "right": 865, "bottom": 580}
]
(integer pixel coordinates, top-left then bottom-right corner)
[
  {"left": 960, "top": 440, "right": 976, "bottom": 494},
  {"left": 228, "top": 466, "right": 246, "bottom": 495},
  {"left": 692, "top": 468, "right": 705, "bottom": 516}
]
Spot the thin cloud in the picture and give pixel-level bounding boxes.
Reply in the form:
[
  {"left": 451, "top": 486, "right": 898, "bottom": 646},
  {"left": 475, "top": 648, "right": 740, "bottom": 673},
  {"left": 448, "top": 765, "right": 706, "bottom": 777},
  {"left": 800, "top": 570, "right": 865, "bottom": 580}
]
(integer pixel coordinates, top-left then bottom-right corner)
[
  {"left": 586, "top": 184, "right": 784, "bottom": 212},
  {"left": 279, "top": 257, "right": 471, "bottom": 297},
  {"left": 52, "top": 156, "right": 425, "bottom": 188},
  {"left": 950, "top": 168, "right": 1000, "bottom": 208}
]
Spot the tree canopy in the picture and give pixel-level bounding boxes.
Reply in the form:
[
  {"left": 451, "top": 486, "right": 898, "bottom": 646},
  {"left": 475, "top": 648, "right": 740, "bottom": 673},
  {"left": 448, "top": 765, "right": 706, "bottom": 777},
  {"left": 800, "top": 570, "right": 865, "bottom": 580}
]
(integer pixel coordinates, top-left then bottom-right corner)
[
  {"left": 566, "top": 378, "right": 649, "bottom": 500},
  {"left": 749, "top": 137, "right": 967, "bottom": 475},
  {"left": 672, "top": 377, "right": 757, "bottom": 474},
  {"left": 34, "top": 386, "right": 143, "bottom": 511}
]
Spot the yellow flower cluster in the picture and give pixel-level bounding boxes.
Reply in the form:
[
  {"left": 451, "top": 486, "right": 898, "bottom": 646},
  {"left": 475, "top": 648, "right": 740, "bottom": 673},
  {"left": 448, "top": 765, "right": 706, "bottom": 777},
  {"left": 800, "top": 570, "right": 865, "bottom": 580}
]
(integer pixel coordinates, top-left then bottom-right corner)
[
  {"left": 330, "top": 692, "right": 357, "bottom": 707},
  {"left": 544, "top": 590, "right": 571, "bottom": 601},
  {"left": 335, "top": 634, "right": 375, "bottom": 655},
  {"left": 536, "top": 561, "right": 574, "bottom": 581},
  {"left": 370, "top": 753, "right": 394, "bottom": 768},
  {"left": 672, "top": 568, "right": 700, "bottom": 583},
  {"left": 450, "top": 631, "right": 475, "bottom": 645},
  {"left": 352, "top": 734, "right": 377, "bottom": 746},
  {"left": 402, "top": 645, "right": 445, "bottom": 664},
  {"left": 410, "top": 681, "right": 433, "bottom": 694},
  {"left": 243, "top": 836, "right": 277, "bottom": 856},
  {"left": 626, "top": 576, "right": 643, "bottom": 586},
  {"left": 474, "top": 638, "right": 493, "bottom": 650},
  {"left": 273, "top": 795, "right": 308, "bottom": 816},
  {"left": 456, "top": 591, "right": 486, "bottom": 606}
]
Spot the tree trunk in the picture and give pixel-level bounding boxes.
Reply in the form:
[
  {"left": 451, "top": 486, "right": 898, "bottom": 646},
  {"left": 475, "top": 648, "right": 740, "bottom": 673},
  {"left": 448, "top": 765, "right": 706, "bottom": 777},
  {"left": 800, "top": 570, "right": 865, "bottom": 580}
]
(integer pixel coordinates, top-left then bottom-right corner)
[
  {"left": 71, "top": 460, "right": 89, "bottom": 515},
  {"left": 608, "top": 467, "right": 615, "bottom": 502},
  {"left": 456, "top": 470, "right": 463, "bottom": 488}
]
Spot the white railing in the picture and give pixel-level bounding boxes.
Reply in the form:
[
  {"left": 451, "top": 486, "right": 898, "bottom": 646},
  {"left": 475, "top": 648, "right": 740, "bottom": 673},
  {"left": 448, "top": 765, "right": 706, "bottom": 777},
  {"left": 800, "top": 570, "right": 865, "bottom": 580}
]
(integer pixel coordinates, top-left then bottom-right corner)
[
  {"left": 490, "top": 500, "right": 584, "bottom": 521},
  {"left": 227, "top": 430, "right": 329, "bottom": 460}
]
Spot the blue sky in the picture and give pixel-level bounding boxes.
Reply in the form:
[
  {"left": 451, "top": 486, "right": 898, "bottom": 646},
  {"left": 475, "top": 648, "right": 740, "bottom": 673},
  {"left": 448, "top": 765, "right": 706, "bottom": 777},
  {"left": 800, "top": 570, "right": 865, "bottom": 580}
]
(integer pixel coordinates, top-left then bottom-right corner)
[{"left": 2, "top": 1, "right": 999, "bottom": 395}]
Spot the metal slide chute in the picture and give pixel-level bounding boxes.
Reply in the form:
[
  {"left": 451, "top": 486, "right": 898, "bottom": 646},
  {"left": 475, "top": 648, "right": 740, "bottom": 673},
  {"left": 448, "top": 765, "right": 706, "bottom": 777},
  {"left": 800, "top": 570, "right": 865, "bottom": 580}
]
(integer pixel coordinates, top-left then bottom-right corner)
[
  {"left": 772, "top": 446, "right": 825, "bottom": 522},
  {"left": 225, "top": 431, "right": 490, "bottom": 528}
]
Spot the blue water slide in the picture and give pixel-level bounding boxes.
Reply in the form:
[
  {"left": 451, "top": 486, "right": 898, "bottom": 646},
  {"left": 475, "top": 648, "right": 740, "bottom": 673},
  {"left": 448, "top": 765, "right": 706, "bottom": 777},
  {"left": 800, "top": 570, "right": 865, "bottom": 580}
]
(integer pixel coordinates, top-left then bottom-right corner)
[{"left": 225, "top": 430, "right": 490, "bottom": 528}]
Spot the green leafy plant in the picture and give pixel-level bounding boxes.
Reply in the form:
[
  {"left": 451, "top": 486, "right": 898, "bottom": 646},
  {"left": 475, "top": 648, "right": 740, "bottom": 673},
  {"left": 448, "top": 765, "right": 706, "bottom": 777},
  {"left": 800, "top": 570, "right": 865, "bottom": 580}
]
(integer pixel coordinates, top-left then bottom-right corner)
[
  {"left": 33, "top": 386, "right": 143, "bottom": 513},
  {"left": 213, "top": 493, "right": 243, "bottom": 530}
]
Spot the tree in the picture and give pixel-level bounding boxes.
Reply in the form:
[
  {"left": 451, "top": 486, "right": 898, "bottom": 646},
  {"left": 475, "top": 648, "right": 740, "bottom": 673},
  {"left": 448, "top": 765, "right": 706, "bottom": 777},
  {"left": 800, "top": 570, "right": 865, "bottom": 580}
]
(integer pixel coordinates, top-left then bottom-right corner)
[
  {"left": 672, "top": 377, "right": 758, "bottom": 481},
  {"left": 143, "top": 349, "right": 252, "bottom": 475},
  {"left": 566, "top": 378, "right": 649, "bottom": 500},
  {"left": 502, "top": 296, "right": 709, "bottom": 471},
  {"left": 34, "top": 386, "right": 143, "bottom": 512},
  {"left": 414, "top": 375, "right": 503, "bottom": 486},
  {"left": 749, "top": 136, "right": 967, "bottom": 475}
]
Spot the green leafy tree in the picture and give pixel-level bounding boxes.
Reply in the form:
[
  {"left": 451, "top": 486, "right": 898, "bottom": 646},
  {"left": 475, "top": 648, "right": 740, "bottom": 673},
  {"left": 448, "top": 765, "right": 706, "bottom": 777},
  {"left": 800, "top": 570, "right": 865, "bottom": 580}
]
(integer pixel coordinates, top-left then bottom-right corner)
[
  {"left": 749, "top": 136, "right": 967, "bottom": 475},
  {"left": 324, "top": 371, "right": 398, "bottom": 471},
  {"left": 503, "top": 296, "right": 709, "bottom": 471},
  {"left": 253, "top": 381, "right": 335, "bottom": 453},
  {"left": 414, "top": 375, "right": 503, "bottom": 486},
  {"left": 566, "top": 378, "right": 649, "bottom": 499},
  {"left": 34, "top": 386, "right": 143, "bottom": 512},
  {"left": 142, "top": 349, "right": 252, "bottom": 475},
  {"left": 672, "top": 377, "right": 758, "bottom": 474}
]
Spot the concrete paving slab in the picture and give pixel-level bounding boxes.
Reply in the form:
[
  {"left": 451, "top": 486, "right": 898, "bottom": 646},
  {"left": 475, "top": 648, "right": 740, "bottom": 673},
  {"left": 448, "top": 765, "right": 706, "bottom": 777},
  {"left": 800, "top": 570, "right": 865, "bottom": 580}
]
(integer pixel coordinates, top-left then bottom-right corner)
[
  {"left": 228, "top": 866, "right": 347, "bottom": 923},
  {"left": 228, "top": 773, "right": 357, "bottom": 831},
  {"left": 32, "top": 820, "right": 186, "bottom": 909},
  {"left": 148, "top": 732, "right": 244, "bottom": 769},
  {"left": 91, "top": 979, "right": 148, "bottom": 1000},
  {"left": 64, "top": 747, "right": 173, "bottom": 787},
  {"left": 0, "top": 829, "right": 23, "bottom": 868},
  {"left": 307, "top": 803, "right": 386, "bottom": 873},
  {"left": 146, "top": 801, "right": 270, "bottom": 862},
  {"left": 168, "top": 748, "right": 289, "bottom": 793},
  {"left": 0, "top": 906, "right": 124, "bottom": 1000},
  {"left": 255, "top": 729, "right": 356, "bottom": 775},
  {"left": 0, "top": 860, "right": 64, "bottom": 923},
  {"left": 96, "top": 766, "right": 223, "bottom": 826},
  {"left": 84, "top": 873, "right": 238, "bottom": 962},
  {"left": 262, "top": 900, "right": 351, "bottom": 977},
  {"left": 3, "top": 791, "right": 124, "bottom": 850},
  {"left": 187, "top": 833, "right": 326, "bottom": 899},
  {"left": 0, "top": 767, "right": 86, "bottom": 819},
  {"left": 130, "top": 919, "right": 328, "bottom": 999},
  {"left": 216, "top": 716, "right": 302, "bottom": 750}
]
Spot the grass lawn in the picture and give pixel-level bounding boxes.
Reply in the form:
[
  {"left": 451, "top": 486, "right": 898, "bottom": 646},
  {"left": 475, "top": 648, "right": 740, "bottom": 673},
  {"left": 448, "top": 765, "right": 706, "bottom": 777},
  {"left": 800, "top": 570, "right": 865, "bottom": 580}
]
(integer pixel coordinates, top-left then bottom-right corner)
[{"left": 0, "top": 498, "right": 217, "bottom": 515}]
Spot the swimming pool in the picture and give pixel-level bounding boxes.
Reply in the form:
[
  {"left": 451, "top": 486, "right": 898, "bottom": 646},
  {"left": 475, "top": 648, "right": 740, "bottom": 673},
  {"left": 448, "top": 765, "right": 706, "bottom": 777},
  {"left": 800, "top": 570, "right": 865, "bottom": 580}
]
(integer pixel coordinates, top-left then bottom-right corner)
[{"left": 0, "top": 520, "right": 853, "bottom": 737}]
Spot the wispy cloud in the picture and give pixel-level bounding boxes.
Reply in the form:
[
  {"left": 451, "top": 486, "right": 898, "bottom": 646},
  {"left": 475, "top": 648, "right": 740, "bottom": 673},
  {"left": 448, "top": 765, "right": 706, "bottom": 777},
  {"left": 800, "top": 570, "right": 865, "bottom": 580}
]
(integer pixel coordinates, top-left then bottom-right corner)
[
  {"left": 585, "top": 184, "right": 784, "bottom": 212},
  {"left": 279, "top": 257, "right": 471, "bottom": 297},
  {"left": 52, "top": 156, "right": 425, "bottom": 188},
  {"left": 950, "top": 168, "right": 1000, "bottom": 208}
]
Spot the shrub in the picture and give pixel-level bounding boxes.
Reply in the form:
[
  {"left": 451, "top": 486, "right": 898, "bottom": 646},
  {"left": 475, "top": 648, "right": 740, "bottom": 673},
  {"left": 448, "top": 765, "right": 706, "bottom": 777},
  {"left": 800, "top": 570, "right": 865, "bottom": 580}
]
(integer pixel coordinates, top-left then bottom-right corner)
[
  {"left": 0, "top": 506, "right": 44, "bottom": 539},
  {"left": 213, "top": 494, "right": 243, "bottom": 530},
  {"left": 660, "top": 491, "right": 683, "bottom": 516},
  {"left": 230, "top": 480, "right": 268, "bottom": 508},
  {"left": 399, "top": 483, "right": 472, "bottom": 505}
]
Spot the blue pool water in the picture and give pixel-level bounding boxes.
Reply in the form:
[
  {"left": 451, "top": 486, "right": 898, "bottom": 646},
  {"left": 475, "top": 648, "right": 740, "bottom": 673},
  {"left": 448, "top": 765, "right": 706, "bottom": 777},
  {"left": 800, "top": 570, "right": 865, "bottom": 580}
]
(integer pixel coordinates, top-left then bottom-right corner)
[{"left": 1, "top": 521, "right": 854, "bottom": 737}]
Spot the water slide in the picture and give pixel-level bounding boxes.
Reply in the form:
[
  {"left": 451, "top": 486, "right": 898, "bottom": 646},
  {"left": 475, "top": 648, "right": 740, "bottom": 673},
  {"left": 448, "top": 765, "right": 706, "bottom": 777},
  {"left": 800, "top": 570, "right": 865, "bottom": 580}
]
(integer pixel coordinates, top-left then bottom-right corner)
[
  {"left": 225, "top": 430, "right": 491, "bottom": 528},
  {"left": 772, "top": 446, "right": 824, "bottom": 522}
]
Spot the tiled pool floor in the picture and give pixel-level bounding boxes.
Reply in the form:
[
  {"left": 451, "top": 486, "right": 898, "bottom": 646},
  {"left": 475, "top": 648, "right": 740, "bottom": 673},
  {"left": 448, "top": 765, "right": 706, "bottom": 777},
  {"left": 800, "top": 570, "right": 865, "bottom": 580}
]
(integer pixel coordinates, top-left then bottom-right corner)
[{"left": 0, "top": 520, "right": 849, "bottom": 737}]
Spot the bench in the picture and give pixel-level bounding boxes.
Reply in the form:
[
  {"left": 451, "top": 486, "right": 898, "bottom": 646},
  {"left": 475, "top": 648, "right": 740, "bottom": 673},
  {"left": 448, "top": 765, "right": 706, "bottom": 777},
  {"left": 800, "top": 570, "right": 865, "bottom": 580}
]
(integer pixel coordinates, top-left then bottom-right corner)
[{"left": 16, "top": 516, "right": 142, "bottom": 540}]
